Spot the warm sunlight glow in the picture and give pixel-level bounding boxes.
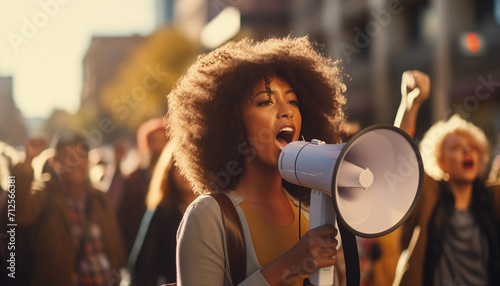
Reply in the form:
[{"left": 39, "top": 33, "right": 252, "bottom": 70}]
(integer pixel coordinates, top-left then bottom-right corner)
[
  {"left": 200, "top": 6, "right": 241, "bottom": 50},
  {"left": 0, "top": 0, "right": 155, "bottom": 118}
]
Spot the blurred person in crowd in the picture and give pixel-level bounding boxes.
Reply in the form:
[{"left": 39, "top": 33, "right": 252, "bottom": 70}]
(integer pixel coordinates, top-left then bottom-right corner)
[
  {"left": 169, "top": 36, "right": 343, "bottom": 285},
  {"left": 0, "top": 141, "right": 22, "bottom": 285},
  {"left": 488, "top": 135, "right": 500, "bottom": 184},
  {"left": 128, "top": 140, "right": 197, "bottom": 285},
  {"left": 489, "top": 155, "right": 500, "bottom": 183},
  {"left": 10, "top": 130, "right": 126, "bottom": 285},
  {"left": 394, "top": 70, "right": 500, "bottom": 286},
  {"left": 106, "top": 138, "right": 132, "bottom": 212},
  {"left": 1, "top": 141, "right": 59, "bottom": 286},
  {"left": 118, "top": 118, "right": 168, "bottom": 256},
  {"left": 0, "top": 141, "right": 21, "bottom": 192},
  {"left": 88, "top": 146, "right": 115, "bottom": 192}
]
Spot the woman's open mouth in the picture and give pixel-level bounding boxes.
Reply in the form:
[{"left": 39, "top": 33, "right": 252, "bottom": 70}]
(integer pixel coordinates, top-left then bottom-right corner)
[
  {"left": 463, "top": 159, "right": 474, "bottom": 170},
  {"left": 275, "top": 124, "right": 295, "bottom": 151}
]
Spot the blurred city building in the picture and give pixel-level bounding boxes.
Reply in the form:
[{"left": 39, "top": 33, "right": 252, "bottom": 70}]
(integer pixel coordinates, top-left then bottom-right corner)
[
  {"left": 67, "top": 0, "right": 499, "bottom": 150},
  {"left": 0, "top": 76, "right": 27, "bottom": 147},
  {"left": 291, "top": 0, "right": 500, "bottom": 133},
  {"left": 76, "top": 26, "right": 198, "bottom": 145},
  {"left": 80, "top": 35, "right": 146, "bottom": 110},
  {"left": 158, "top": 0, "right": 291, "bottom": 46},
  {"left": 158, "top": 0, "right": 500, "bottom": 146},
  {"left": 43, "top": 109, "right": 72, "bottom": 139},
  {"left": 77, "top": 35, "right": 146, "bottom": 143}
]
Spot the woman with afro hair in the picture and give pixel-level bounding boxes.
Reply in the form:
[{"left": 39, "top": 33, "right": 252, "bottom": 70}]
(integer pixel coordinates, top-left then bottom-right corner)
[{"left": 168, "top": 36, "right": 348, "bottom": 285}]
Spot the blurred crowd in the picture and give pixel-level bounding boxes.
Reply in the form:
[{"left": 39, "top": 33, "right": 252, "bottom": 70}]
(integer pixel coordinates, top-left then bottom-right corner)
[
  {"left": 0, "top": 69, "right": 499, "bottom": 286},
  {"left": 0, "top": 116, "right": 197, "bottom": 286}
]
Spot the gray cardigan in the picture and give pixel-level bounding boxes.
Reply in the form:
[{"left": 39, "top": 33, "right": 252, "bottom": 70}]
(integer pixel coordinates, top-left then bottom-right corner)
[{"left": 176, "top": 191, "right": 310, "bottom": 286}]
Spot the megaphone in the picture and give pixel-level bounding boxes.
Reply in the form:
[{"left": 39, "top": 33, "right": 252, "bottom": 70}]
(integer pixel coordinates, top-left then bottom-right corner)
[{"left": 278, "top": 125, "right": 423, "bottom": 286}]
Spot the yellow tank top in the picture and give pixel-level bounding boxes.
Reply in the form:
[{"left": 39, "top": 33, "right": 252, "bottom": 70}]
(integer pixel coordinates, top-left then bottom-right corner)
[{"left": 240, "top": 196, "right": 310, "bottom": 285}]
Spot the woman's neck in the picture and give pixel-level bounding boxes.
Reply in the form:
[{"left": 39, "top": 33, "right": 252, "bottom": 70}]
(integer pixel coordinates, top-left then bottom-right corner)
[
  {"left": 236, "top": 161, "right": 283, "bottom": 202},
  {"left": 181, "top": 190, "right": 197, "bottom": 206},
  {"left": 448, "top": 179, "right": 473, "bottom": 210},
  {"left": 235, "top": 160, "right": 293, "bottom": 227}
]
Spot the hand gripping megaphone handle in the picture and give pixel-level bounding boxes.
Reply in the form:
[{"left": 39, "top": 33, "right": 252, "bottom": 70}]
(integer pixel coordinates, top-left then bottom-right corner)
[
  {"left": 309, "top": 190, "right": 360, "bottom": 286},
  {"left": 309, "top": 190, "right": 337, "bottom": 285}
]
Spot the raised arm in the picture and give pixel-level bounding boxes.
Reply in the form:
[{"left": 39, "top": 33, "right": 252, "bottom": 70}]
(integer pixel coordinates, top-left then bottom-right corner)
[
  {"left": 20, "top": 138, "right": 49, "bottom": 175},
  {"left": 394, "top": 70, "right": 430, "bottom": 138},
  {"left": 13, "top": 137, "right": 49, "bottom": 225}
]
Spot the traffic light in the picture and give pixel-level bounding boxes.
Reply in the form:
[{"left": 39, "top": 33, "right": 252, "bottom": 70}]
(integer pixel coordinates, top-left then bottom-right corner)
[{"left": 459, "top": 32, "right": 486, "bottom": 56}]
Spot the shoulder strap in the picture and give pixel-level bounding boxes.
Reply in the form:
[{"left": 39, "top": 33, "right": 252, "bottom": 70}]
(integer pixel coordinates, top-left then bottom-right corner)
[
  {"left": 338, "top": 221, "right": 360, "bottom": 286},
  {"left": 210, "top": 193, "right": 247, "bottom": 285}
]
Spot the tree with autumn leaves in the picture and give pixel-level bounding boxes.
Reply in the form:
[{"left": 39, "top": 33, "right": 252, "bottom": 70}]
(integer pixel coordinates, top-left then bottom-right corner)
[{"left": 74, "top": 26, "right": 200, "bottom": 144}]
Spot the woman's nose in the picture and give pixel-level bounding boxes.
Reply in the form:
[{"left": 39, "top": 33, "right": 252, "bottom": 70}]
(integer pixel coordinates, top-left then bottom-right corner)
[
  {"left": 277, "top": 102, "right": 293, "bottom": 119},
  {"left": 462, "top": 146, "right": 472, "bottom": 154}
]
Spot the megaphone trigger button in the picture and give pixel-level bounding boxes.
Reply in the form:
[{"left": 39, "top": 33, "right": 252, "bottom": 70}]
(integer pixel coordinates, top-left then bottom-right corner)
[{"left": 311, "top": 139, "right": 325, "bottom": 145}]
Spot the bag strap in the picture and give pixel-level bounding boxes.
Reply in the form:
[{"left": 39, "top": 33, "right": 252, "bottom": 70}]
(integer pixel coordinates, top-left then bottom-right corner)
[{"left": 210, "top": 193, "right": 247, "bottom": 285}]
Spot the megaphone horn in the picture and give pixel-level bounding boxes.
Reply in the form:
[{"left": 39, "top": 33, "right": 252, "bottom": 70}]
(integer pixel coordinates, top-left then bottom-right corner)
[{"left": 278, "top": 124, "right": 423, "bottom": 286}]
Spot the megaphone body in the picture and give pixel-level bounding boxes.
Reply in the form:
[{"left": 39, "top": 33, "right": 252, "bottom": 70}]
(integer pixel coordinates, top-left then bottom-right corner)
[{"left": 278, "top": 125, "right": 423, "bottom": 286}]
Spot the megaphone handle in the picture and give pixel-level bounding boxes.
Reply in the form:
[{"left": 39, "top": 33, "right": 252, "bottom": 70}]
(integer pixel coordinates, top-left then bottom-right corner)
[
  {"left": 309, "top": 190, "right": 336, "bottom": 286},
  {"left": 338, "top": 221, "right": 360, "bottom": 286}
]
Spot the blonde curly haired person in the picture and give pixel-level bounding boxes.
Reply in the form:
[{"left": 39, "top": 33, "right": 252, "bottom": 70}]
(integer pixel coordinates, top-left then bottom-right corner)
[{"left": 394, "top": 70, "right": 500, "bottom": 286}]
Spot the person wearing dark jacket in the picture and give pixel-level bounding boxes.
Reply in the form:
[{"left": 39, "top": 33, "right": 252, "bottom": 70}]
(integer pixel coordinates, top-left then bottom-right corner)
[
  {"left": 12, "top": 130, "right": 126, "bottom": 286},
  {"left": 129, "top": 141, "right": 197, "bottom": 285},
  {"left": 118, "top": 118, "right": 167, "bottom": 257},
  {"left": 394, "top": 70, "right": 500, "bottom": 286}
]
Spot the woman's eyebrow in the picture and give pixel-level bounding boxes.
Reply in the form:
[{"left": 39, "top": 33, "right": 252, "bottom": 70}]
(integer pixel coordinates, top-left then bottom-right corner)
[
  {"left": 250, "top": 89, "right": 296, "bottom": 102},
  {"left": 252, "top": 89, "right": 296, "bottom": 97},
  {"left": 252, "top": 90, "right": 270, "bottom": 98}
]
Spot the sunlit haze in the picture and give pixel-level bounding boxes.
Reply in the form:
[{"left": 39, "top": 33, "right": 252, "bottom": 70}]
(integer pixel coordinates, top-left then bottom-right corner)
[{"left": 0, "top": 0, "right": 156, "bottom": 118}]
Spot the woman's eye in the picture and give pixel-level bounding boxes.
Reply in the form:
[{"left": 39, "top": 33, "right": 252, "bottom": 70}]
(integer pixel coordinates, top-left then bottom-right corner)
[
  {"left": 289, "top": 100, "right": 299, "bottom": 107},
  {"left": 257, "top": 100, "right": 273, "bottom": 106}
]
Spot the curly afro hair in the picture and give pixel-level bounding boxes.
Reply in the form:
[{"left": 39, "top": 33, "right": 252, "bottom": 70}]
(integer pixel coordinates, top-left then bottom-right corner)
[{"left": 167, "top": 36, "right": 347, "bottom": 195}]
